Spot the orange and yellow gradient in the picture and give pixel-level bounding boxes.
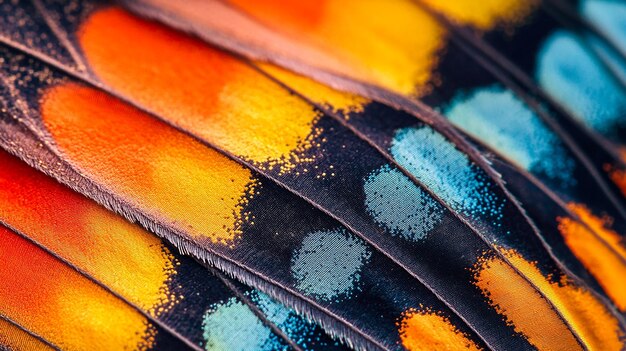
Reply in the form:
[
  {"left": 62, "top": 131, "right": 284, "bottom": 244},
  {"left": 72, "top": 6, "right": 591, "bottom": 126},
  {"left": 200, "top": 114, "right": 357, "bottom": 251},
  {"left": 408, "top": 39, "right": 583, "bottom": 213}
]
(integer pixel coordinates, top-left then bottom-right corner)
[
  {"left": 418, "top": 0, "right": 538, "bottom": 30},
  {"left": 258, "top": 63, "right": 368, "bottom": 115},
  {"left": 473, "top": 248, "right": 624, "bottom": 351},
  {"left": 116, "top": 0, "right": 538, "bottom": 97},
  {"left": 228, "top": 0, "right": 444, "bottom": 96},
  {"left": 0, "top": 150, "right": 176, "bottom": 314},
  {"left": 0, "top": 318, "right": 54, "bottom": 351},
  {"left": 557, "top": 203, "right": 626, "bottom": 311},
  {"left": 41, "top": 83, "right": 257, "bottom": 245},
  {"left": 79, "top": 8, "right": 321, "bottom": 173},
  {"left": 75, "top": 4, "right": 539, "bottom": 167},
  {"left": 0, "top": 225, "right": 153, "bottom": 351},
  {"left": 225, "top": 0, "right": 536, "bottom": 96},
  {"left": 397, "top": 308, "right": 483, "bottom": 351}
]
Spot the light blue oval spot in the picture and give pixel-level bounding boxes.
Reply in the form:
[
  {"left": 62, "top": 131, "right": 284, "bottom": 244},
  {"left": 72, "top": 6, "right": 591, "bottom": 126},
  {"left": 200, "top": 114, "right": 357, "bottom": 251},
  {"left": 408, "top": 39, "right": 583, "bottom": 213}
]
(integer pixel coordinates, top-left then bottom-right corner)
[
  {"left": 536, "top": 30, "right": 626, "bottom": 138},
  {"left": 202, "top": 297, "right": 284, "bottom": 351},
  {"left": 292, "top": 229, "right": 370, "bottom": 302},
  {"left": 390, "top": 126, "right": 504, "bottom": 224},
  {"left": 364, "top": 165, "right": 443, "bottom": 241},
  {"left": 582, "top": 0, "right": 626, "bottom": 49},
  {"left": 445, "top": 85, "right": 575, "bottom": 187},
  {"left": 581, "top": 0, "right": 626, "bottom": 83}
]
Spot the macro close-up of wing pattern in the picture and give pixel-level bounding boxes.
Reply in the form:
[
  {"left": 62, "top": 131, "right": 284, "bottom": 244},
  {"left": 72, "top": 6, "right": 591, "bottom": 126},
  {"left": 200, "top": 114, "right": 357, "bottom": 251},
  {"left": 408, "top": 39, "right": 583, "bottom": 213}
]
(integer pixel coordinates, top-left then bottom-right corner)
[{"left": 0, "top": 0, "right": 626, "bottom": 350}]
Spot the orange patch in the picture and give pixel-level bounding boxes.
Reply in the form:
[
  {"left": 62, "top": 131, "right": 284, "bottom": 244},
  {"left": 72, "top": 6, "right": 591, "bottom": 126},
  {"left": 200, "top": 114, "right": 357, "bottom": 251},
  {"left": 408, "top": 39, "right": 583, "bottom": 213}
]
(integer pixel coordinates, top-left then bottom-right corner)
[
  {"left": 473, "top": 248, "right": 624, "bottom": 351},
  {"left": 228, "top": 0, "right": 445, "bottom": 96},
  {"left": 606, "top": 150, "right": 626, "bottom": 196},
  {"left": 607, "top": 164, "right": 626, "bottom": 198},
  {"left": 0, "top": 150, "right": 177, "bottom": 314},
  {"left": 229, "top": 0, "right": 328, "bottom": 32},
  {"left": 79, "top": 7, "right": 321, "bottom": 172},
  {"left": 398, "top": 308, "right": 482, "bottom": 351},
  {"left": 40, "top": 83, "right": 256, "bottom": 244},
  {"left": 557, "top": 203, "right": 626, "bottom": 311},
  {"left": 0, "top": 225, "right": 151, "bottom": 351},
  {"left": 0, "top": 318, "right": 54, "bottom": 351},
  {"left": 127, "top": 0, "right": 537, "bottom": 96},
  {"left": 228, "top": 0, "right": 535, "bottom": 95}
]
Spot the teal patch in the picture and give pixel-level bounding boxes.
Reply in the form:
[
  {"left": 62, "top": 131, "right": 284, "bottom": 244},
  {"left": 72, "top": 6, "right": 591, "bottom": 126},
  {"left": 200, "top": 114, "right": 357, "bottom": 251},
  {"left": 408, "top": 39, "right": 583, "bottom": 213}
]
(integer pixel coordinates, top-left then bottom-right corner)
[
  {"left": 202, "top": 297, "right": 285, "bottom": 351},
  {"left": 364, "top": 165, "right": 444, "bottom": 241},
  {"left": 445, "top": 85, "right": 575, "bottom": 187},
  {"left": 390, "top": 126, "right": 504, "bottom": 227},
  {"left": 536, "top": 30, "right": 626, "bottom": 139},
  {"left": 292, "top": 229, "right": 370, "bottom": 302}
]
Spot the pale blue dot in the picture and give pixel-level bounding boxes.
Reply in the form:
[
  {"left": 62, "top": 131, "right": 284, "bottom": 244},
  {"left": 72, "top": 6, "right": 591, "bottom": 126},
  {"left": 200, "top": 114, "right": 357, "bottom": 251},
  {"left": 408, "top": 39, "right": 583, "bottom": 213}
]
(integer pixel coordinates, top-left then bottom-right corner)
[
  {"left": 581, "top": 0, "right": 626, "bottom": 83},
  {"left": 582, "top": 0, "right": 626, "bottom": 49},
  {"left": 445, "top": 85, "right": 576, "bottom": 187},
  {"left": 202, "top": 297, "right": 284, "bottom": 351},
  {"left": 536, "top": 30, "right": 626, "bottom": 138},
  {"left": 363, "top": 165, "right": 443, "bottom": 241},
  {"left": 389, "top": 126, "right": 504, "bottom": 225},
  {"left": 292, "top": 229, "right": 371, "bottom": 302}
]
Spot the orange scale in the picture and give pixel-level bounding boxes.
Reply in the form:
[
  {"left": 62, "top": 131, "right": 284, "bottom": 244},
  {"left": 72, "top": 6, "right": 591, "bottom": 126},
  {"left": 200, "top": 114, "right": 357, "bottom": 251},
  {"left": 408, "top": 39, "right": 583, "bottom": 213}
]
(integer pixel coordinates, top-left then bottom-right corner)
[
  {"left": 0, "top": 150, "right": 176, "bottom": 313},
  {"left": 397, "top": 308, "right": 483, "bottom": 351},
  {"left": 0, "top": 225, "right": 150, "bottom": 351},
  {"left": 40, "top": 82, "right": 256, "bottom": 244},
  {"left": 79, "top": 7, "right": 321, "bottom": 171},
  {"left": 227, "top": 0, "right": 535, "bottom": 95},
  {"left": 557, "top": 203, "right": 626, "bottom": 311},
  {"left": 0, "top": 318, "right": 55, "bottom": 351},
  {"left": 473, "top": 248, "right": 624, "bottom": 351}
]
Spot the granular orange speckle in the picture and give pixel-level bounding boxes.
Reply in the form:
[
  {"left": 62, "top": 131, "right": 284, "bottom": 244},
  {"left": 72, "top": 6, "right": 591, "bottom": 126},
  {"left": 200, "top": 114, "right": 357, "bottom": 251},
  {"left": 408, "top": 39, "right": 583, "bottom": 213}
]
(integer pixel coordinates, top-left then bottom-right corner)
[
  {"left": 398, "top": 308, "right": 483, "bottom": 351},
  {"left": 557, "top": 203, "right": 626, "bottom": 311},
  {"left": 0, "top": 225, "right": 151, "bottom": 351},
  {"left": 0, "top": 318, "right": 54, "bottom": 351},
  {"left": 79, "top": 7, "right": 321, "bottom": 173},
  {"left": 40, "top": 83, "right": 256, "bottom": 245},
  {"left": 473, "top": 248, "right": 624, "bottom": 351}
]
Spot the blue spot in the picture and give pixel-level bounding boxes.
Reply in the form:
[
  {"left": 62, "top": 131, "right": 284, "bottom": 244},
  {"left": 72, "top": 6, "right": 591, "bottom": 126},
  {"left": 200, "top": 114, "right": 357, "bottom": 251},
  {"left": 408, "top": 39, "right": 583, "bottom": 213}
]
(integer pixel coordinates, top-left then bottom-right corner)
[
  {"left": 202, "top": 297, "right": 285, "bottom": 351},
  {"left": 445, "top": 85, "right": 576, "bottom": 187},
  {"left": 390, "top": 127, "right": 504, "bottom": 227},
  {"left": 248, "top": 291, "right": 340, "bottom": 350},
  {"left": 292, "top": 229, "right": 370, "bottom": 302},
  {"left": 585, "top": 34, "right": 626, "bottom": 84},
  {"left": 364, "top": 165, "right": 443, "bottom": 241},
  {"left": 581, "top": 0, "right": 626, "bottom": 84},
  {"left": 536, "top": 30, "right": 626, "bottom": 139},
  {"left": 582, "top": 0, "right": 626, "bottom": 49},
  {"left": 249, "top": 292, "right": 291, "bottom": 327}
]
